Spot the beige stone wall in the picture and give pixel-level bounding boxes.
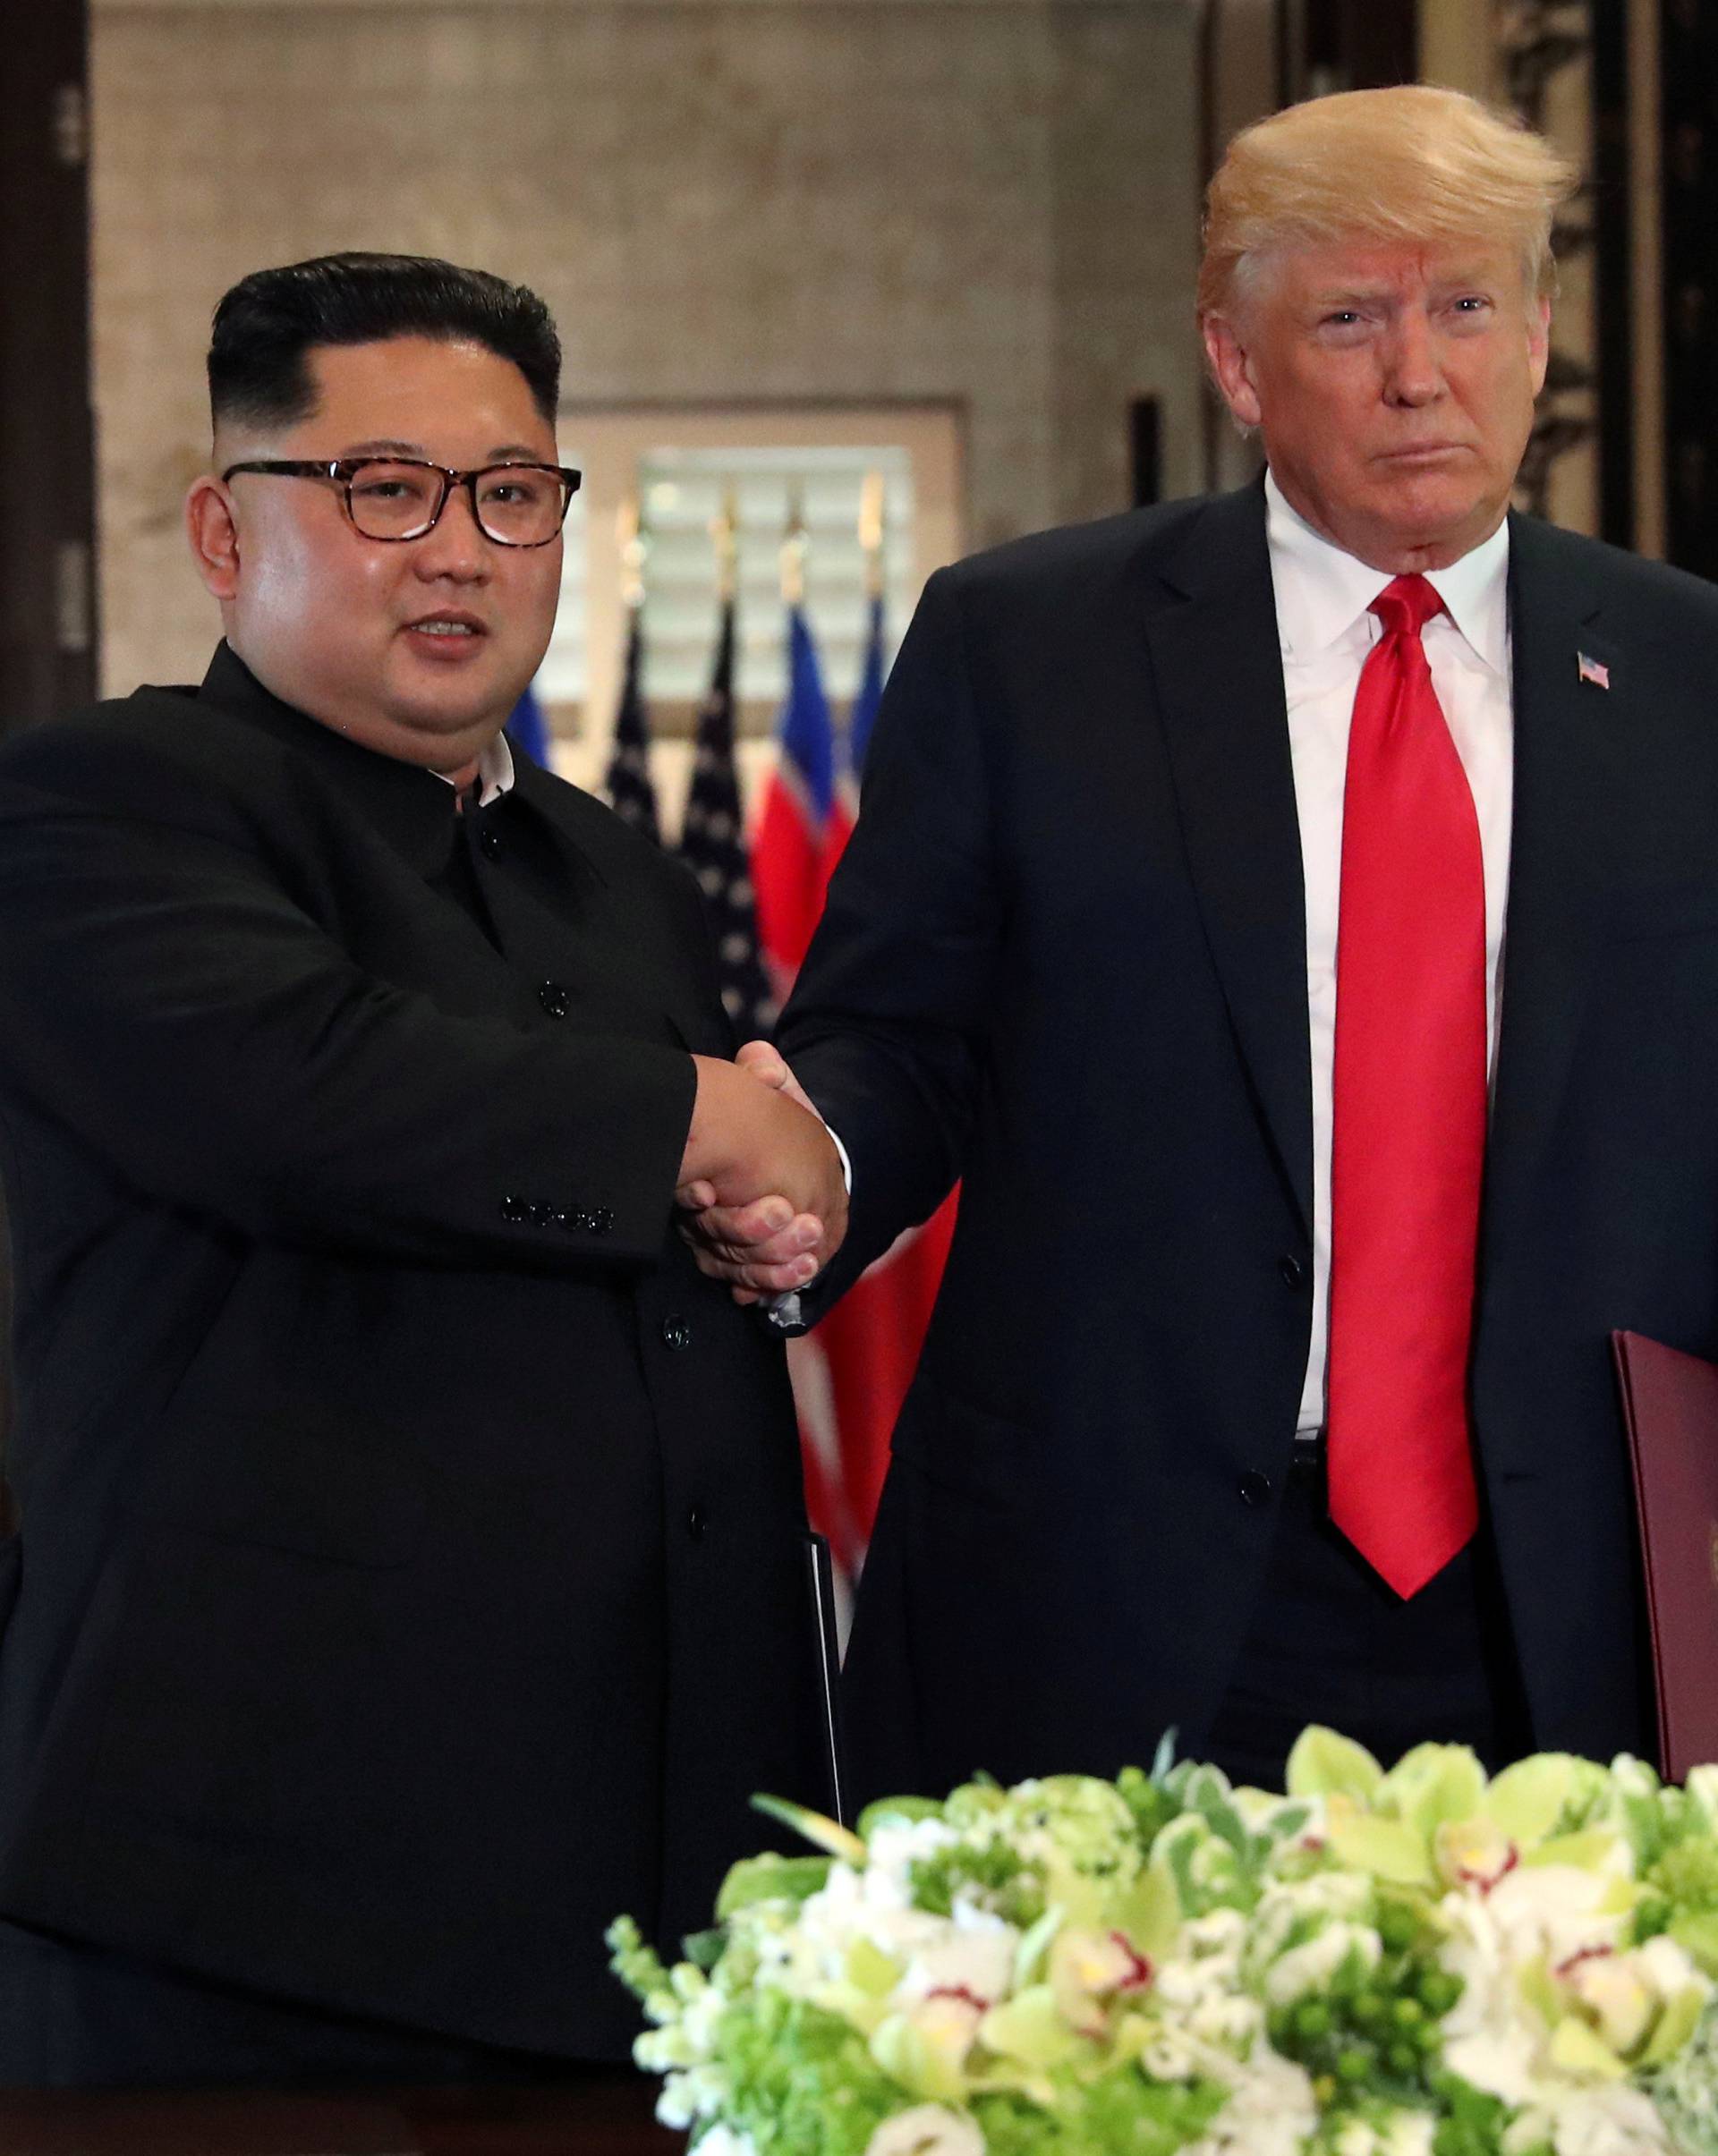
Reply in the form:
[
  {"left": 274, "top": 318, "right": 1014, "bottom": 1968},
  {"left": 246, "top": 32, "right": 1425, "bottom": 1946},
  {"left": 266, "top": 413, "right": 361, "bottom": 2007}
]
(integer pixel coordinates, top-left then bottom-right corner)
[{"left": 90, "top": 0, "right": 1205, "bottom": 697}]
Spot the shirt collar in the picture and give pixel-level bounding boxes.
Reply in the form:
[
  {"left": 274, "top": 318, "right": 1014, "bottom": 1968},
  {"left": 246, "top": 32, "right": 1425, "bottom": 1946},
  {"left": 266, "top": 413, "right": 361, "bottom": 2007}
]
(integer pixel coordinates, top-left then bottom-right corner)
[
  {"left": 1264, "top": 468, "right": 1510, "bottom": 678},
  {"left": 431, "top": 728, "right": 516, "bottom": 807}
]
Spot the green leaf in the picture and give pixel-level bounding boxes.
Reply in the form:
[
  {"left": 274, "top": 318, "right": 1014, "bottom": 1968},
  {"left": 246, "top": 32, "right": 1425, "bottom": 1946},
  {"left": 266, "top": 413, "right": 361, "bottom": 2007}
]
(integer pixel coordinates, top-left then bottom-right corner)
[
  {"left": 1517, "top": 1954, "right": 1562, "bottom": 2029},
  {"left": 1669, "top": 1909, "right": 1718, "bottom": 1978},
  {"left": 1287, "top": 1726, "right": 1384, "bottom": 1804},
  {"left": 1324, "top": 1796, "right": 1436, "bottom": 1887},
  {"left": 1111, "top": 1862, "right": 1182, "bottom": 1964},
  {"left": 1547, "top": 2015, "right": 1629, "bottom": 2080},
  {"left": 1640, "top": 1982, "right": 1706, "bottom": 2067},
  {"left": 856, "top": 1795, "right": 946, "bottom": 1839},
  {"left": 870, "top": 2010, "right": 972, "bottom": 2101},
  {"left": 1518, "top": 1829, "right": 1628, "bottom": 1874},
  {"left": 715, "top": 1852, "right": 832, "bottom": 1920},
  {"left": 847, "top": 1936, "right": 904, "bottom": 1998},
  {"left": 1483, "top": 1753, "right": 1586, "bottom": 1846},
  {"left": 751, "top": 1793, "right": 869, "bottom": 1864},
  {"left": 978, "top": 1984, "right": 1093, "bottom": 2070},
  {"left": 1380, "top": 1744, "right": 1486, "bottom": 1841}
]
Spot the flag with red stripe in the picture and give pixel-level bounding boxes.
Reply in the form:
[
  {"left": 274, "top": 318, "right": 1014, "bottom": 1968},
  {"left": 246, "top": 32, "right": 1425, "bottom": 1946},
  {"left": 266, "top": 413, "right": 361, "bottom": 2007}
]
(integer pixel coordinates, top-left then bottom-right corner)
[
  {"left": 752, "top": 594, "right": 954, "bottom": 1598},
  {"left": 753, "top": 607, "right": 849, "bottom": 998}
]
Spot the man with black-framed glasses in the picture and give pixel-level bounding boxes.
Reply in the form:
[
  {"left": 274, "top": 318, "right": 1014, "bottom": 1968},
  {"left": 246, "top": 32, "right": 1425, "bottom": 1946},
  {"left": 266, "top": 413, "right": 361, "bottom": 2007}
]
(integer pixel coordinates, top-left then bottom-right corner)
[{"left": 0, "top": 251, "right": 840, "bottom": 2084}]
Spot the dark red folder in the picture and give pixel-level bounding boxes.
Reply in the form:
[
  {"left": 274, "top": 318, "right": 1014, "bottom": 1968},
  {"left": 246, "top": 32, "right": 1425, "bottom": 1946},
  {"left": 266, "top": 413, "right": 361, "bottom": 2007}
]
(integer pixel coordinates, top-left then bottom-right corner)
[{"left": 1611, "top": 1330, "right": 1718, "bottom": 1781}]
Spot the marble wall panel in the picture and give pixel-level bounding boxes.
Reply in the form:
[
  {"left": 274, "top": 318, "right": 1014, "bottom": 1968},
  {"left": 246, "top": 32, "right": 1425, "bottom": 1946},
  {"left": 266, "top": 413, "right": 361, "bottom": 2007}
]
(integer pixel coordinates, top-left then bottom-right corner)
[{"left": 91, "top": 0, "right": 1203, "bottom": 694}]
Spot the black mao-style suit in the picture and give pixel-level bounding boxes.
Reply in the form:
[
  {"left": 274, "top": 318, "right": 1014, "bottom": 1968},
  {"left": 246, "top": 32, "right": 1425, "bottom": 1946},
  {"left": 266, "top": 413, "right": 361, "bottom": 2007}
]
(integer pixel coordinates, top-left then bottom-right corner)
[
  {"left": 778, "top": 479, "right": 1718, "bottom": 1803},
  {"left": 0, "top": 644, "right": 820, "bottom": 2063}
]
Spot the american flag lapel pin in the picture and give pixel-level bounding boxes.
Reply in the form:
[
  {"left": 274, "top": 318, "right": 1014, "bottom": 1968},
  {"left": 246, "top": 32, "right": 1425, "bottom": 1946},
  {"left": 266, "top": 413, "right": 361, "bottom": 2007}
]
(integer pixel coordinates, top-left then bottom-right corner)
[{"left": 1577, "top": 650, "right": 1612, "bottom": 691}]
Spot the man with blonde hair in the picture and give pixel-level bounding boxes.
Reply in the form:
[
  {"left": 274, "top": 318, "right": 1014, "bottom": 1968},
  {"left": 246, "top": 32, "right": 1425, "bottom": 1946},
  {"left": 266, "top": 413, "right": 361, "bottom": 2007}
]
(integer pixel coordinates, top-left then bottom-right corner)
[{"left": 686, "top": 84, "right": 1718, "bottom": 1795}]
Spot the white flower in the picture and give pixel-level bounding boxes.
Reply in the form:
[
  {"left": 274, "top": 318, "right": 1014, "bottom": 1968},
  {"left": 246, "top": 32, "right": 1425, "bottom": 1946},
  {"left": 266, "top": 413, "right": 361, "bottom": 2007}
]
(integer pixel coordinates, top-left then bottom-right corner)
[
  {"left": 1184, "top": 1908, "right": 1251, "bottom": 1957},
  {"left": 868, "top": 1817, "right": 963, "bottom": 1880},
  {"left": 1505, "top": 2079, "right": 1671, "bottom": 2156},
  {"left": 896, "top": 1906, "right": 1019, "bottom": 2013},
  {"left": 1184, "top": 2039, "right": 1319, "bottom": 2156},
  {"left": 689, "top": 2123, "right": 760, "bottom": 2156},
  {"left": 902, "top": 1989, "right": 987, "bottom": 2078},
  {"left": 1565, "top": 1956, "right": 1655, "bottom": 2056},
  {"left": 1140, "top": 2025, "right": 1204, "bottom": 2082},
  {"left": 1334, "top": 2115, "right": 1435, "bottom": 2156},
  {"left": 1441, "top": 1863, "right": 1624, "bottom": 2044},
  {"left": 1632, "top": 1932, "right": 1706, "bottom": 2005},
  {"left": 1186, "top": 1990, "right": 1263, "bottom": 2050},
  {"left": 1246, "top": 1871, "right": 1374, "bottom": 1974},
  {"left": 1443, "top": 2026, "right": 1543, "bottom": 2109},
  {"left": 1263, "top": 1920, "right": 1382, "bottom": 2005},
  {"left": 863, "top": 2101, "right": 986, "bottom": 2156}
]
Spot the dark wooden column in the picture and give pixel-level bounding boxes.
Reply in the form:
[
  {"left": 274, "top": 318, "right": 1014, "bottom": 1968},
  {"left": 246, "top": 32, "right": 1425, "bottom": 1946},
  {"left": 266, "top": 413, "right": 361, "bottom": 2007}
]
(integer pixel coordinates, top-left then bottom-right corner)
[
  {"left": 1662, "top": 0, "right": 1718, "bottom": 578},
  {"left": 0, "top": 0, "right": 98, "bottom": 743},
  {"left": 0, "top": 2, "right": 92, "bottom": 1492},
  {"left": 1299, "top": 0, "right": 1419, "bottom": 90}
]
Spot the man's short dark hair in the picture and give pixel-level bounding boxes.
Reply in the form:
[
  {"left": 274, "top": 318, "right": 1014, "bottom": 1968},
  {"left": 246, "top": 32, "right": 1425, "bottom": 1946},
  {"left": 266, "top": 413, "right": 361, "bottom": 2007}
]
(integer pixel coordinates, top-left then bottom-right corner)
[{"left": 208, "top": 252, "right": 562, "bottom": 430}]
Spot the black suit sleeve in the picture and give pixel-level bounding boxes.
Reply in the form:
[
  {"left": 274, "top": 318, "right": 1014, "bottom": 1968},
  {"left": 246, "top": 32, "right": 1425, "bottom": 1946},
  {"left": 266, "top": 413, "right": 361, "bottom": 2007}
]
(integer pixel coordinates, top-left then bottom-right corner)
[
  {"left": 0, "top": 749, "right": 695, "bottom": 1269},
  {"left": 778, "top": 564, "right": 1004, "bottom": 1297}
]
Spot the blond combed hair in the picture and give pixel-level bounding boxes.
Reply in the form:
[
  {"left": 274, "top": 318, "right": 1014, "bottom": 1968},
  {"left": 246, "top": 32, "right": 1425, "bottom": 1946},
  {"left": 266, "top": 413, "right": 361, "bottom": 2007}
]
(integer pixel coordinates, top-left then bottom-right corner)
[{"left": 1198, "top": 84, "right": 1578, "bottom": 320}]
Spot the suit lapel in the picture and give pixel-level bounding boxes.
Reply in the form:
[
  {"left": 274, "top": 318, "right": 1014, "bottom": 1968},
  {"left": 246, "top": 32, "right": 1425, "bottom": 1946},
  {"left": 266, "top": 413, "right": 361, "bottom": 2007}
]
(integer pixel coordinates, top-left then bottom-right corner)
[
  {"left": 1482, "top": 513, "right": 1620, "bottom": 1254},
  {"left": 1141, "top": 484, "right": 1314, "bottom": 1236}
]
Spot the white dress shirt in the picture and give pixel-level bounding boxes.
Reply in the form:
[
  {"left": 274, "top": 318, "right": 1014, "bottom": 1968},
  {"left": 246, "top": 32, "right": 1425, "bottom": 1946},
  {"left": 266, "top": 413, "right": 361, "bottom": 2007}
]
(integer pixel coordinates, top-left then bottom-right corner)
[
  {"left": 1267, "top": 471, "right": 1515, "bottom": 1436},
  {"left": 432, "top": 729, "right": 516, "bottom": 806}
]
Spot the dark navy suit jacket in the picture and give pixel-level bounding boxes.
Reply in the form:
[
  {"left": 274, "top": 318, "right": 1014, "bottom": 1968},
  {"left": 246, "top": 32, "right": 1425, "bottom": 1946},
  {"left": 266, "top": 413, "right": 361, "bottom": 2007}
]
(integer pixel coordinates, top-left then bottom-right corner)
[{"left": 780, "top": 482, "right": 1718, "bottom": 1799}]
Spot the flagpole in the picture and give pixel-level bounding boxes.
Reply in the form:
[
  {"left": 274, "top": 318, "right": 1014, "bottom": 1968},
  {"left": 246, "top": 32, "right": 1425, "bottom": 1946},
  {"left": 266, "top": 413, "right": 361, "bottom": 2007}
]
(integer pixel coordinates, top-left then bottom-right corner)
[
  {"left": 781, "top": 488, "right": 807, "bottom": 610},
  {"left": 858, "top": 470, "right": 885, "bottom": 602},
  {"left": 617, "top": 495, "right": 647, "bottom": 615},
  {"left": 711, "top": 485, "right": 738, "bottom": 607}
]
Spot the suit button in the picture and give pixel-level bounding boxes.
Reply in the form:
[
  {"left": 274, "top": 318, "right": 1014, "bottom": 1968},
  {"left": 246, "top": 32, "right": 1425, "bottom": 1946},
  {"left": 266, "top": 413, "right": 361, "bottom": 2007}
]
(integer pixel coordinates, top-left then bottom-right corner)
[
  {"left": 1237, "top": 1472, "right": 1272, "bottom": 1507},
  {"left": 499, "top": 1194, "right": 531, "bottom": 1225},
  {"left": 529, "top": 1201, "right": 557, "bottom": 1229},
  {"left": 479, "top": 825, "right": 503, "bottom": 861},
  {"left": 1279, "top": 1254, "right": 1307, "bottom": 1289},
  {"left": 591, "top": 1207, "right": 615, "bottom": 1235},
  {"left": 539, "top": 980, "right": 571, "bottom": 1020},
  {"left": 686, "top": 1504, "right": 708, "bottom": 1541},
  {"left": 662, "top": 1315, "right": 693, "bottom": 1352}
]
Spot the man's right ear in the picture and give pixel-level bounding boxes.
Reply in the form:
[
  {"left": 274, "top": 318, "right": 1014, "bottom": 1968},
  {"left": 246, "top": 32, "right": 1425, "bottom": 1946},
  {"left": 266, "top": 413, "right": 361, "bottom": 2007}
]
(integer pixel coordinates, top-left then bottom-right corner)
[
  {"left": 1201, "top": 313, "right": 1264, "bottom": 432},
  {"left": 185, "top": 475, "right": 242, "bottom": 599}
]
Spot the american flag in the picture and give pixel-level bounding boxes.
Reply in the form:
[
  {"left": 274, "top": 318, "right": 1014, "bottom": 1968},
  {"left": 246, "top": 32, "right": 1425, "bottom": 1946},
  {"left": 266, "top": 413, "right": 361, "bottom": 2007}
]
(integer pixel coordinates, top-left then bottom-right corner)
[
  {"left": 678, "top": 599, "right": 774, "bottom": 1039},
  {"left": 750, "top": 590, "right": 953, "bottom": 1600},
  {"left": 602, "top": 608, "right": 662, "bottom": 844}
]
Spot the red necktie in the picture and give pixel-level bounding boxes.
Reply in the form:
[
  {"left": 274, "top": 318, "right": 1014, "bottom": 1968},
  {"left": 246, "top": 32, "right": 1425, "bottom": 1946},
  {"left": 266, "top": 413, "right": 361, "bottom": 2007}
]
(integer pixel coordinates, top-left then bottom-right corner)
[{"left": 1326, "top": 574, "right": 1484, "bottom": 1599}]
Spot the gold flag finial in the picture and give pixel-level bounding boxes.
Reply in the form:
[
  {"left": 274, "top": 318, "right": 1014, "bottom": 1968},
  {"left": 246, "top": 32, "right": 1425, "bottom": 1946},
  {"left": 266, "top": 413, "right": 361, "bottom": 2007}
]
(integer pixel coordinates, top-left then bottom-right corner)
[
  {"left": 710, "top": 486, "right": 739, "bottom": 605},
  {"left": 858, "top": 471, "right": 885, "bottom": 600},
  {"left": 780, "top": 488, "right": 808, "bottom": 609},
  {"left": 617, "top": 497, "right": 647, "bottom": 612}
]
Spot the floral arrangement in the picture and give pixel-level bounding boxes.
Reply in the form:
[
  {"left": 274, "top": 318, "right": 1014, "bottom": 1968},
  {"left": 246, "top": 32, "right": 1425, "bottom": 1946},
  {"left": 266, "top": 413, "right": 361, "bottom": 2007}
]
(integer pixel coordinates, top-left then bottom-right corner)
[{"left": 609, "top": 1730, "right": 1718, "bottom": 2156}]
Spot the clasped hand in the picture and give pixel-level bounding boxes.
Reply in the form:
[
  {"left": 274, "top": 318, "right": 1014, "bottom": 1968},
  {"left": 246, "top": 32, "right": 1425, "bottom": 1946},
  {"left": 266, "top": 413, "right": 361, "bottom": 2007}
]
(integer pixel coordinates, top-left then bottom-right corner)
[{"left": 677, "top": 1041, "right": 846, "bottom": 1303}]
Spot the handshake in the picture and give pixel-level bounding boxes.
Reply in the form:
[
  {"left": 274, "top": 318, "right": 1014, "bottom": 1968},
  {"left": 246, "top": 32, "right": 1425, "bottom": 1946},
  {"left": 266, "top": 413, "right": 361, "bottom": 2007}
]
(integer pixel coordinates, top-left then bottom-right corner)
[{"left": 676, "top": 1041, "right": 848, "bottom": 1303}]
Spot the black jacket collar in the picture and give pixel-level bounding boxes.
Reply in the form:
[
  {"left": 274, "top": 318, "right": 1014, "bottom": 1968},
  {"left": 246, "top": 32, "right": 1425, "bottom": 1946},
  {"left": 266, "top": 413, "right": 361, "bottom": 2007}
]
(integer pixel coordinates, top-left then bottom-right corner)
[{"left": 196, "top": 640, "right": 493, "bottom": 879}]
